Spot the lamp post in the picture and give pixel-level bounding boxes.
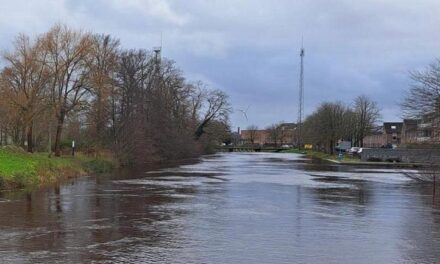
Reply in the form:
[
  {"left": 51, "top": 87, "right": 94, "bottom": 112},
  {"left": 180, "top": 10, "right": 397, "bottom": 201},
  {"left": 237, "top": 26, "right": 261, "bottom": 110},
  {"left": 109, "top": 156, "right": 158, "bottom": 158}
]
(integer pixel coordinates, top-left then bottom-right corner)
[{"left": 72, "top": 140, "right": 75, "bottom": 157}]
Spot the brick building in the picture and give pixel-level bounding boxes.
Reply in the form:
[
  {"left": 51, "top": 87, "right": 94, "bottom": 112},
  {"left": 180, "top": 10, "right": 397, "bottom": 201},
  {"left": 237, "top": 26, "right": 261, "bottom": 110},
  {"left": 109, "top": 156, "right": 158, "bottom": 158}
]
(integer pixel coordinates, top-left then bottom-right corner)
[
  {"left": 383, "top": 122, "right": 403, "bottom": 146},
  {"left": 240, "top": 122, "right": 297, "bottom": 146}
]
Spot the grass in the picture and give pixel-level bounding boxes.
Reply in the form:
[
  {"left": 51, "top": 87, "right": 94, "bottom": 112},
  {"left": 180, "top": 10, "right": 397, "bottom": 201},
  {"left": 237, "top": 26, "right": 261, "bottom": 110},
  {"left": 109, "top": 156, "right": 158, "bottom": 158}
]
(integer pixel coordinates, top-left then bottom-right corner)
[
  {"left": 281, "top": 148, "right": 308, "bottom": 154},
  {"left": 0, "top": 146, "right": 114, "bottom": 190}
]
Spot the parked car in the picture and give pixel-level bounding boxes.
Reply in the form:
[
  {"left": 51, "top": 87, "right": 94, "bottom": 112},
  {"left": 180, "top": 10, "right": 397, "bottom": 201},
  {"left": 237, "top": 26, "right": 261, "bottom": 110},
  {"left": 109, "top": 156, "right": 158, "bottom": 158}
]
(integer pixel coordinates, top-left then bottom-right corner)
[
  {"left": 347, "top": 147, "right": 360, "bottom": 155},
  {"left": 357, "top": 148, "right": 370, "bottom": 154}
]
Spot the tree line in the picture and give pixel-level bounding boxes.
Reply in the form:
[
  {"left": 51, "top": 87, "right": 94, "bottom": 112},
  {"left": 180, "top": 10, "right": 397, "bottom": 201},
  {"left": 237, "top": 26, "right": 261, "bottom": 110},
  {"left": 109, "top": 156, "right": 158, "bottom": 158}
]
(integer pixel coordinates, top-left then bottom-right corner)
[
  {"left": 243, "top": 95, "right": 380, "bottom": 152},
  {"left": 243, "top": 123, "right": 293, "bottom": 147},
  {"left": 302, "top": 95, "right": 380, "bottom": 154},
  {"left": 302, "top": 58, "right": 440, "bottom": 152},
  {"left": 0, "top": 24, "right": 230, "bottom": 165},
  {"left": 243, "top": 58, "right": 440, "bottom": 153}
]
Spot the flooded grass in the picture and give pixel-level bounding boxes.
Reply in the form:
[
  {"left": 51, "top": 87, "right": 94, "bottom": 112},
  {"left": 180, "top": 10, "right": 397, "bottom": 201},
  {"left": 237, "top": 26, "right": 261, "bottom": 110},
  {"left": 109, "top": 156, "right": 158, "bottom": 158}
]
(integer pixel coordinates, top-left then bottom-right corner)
[
  {"left": 281, "top": 148, "right": 360, "bottom": 162},
  {"left": 0, "top": 147, "right": 114, "bottom": 189}
]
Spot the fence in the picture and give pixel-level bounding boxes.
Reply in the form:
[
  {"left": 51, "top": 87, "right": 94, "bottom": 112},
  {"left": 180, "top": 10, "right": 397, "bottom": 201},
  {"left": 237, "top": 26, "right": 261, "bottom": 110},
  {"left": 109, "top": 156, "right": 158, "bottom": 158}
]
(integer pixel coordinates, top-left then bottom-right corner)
[{"left": 360, "top": 148, "right": 440, "bottom": 163}]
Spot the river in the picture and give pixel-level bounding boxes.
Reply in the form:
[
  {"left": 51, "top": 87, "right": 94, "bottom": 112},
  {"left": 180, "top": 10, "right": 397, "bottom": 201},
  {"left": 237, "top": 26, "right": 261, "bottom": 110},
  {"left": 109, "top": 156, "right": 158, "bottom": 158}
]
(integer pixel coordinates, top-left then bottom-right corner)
[{"left": 1, "top": 152, "right": 440, "bottom": 263}]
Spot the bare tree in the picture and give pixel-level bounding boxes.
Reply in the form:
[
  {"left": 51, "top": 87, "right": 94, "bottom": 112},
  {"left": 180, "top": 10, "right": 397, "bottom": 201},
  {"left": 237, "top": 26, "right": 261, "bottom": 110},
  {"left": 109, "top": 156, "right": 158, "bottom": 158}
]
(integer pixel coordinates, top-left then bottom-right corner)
[
  {"left": 267, "top": 124, "right": 282, "bottom": 147},
  {"left": 402, "top": 60, "right": 440, "bottom": 119},
  {"left": 112, "top": 49, "right": 155, "bottom": 164},
  {"left": 0, "top": 34, "right": 51, "bottom": 152},
  {"left": 111, "top": 50, "right": 231, "bottom": 164},
  {"left": 194, "top": 89, "right": 230, "bottom": 140},
  {"left": 189, "top": 81, "right": 205, "bottom": 124},
  {"left": 303, "top": 102, "right": 351, "bottom": 154},
  {"left": 88, "top": 34, "right": 120, "bottom": 147},
  {"left": 402, "top": 60, "right": 440, "bottom": 141},
  {"left": 41, "top": 24, "right": 95, "bottom": 156},
  {"left": 0, "top": 24, "right": 232, "bottom": 165},
  {"left": 246, "top": 125, "right": 259, "bottom": 145},
  {"left": 353, "top": 95, "right": 381, "bottom": 147}
]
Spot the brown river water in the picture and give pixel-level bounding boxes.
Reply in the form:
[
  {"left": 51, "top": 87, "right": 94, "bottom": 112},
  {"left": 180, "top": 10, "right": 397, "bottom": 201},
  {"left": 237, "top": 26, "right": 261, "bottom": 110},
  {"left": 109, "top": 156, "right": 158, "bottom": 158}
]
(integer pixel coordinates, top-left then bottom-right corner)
[{"left": 1, "top": 152, "right": 440, "bottom": 263}]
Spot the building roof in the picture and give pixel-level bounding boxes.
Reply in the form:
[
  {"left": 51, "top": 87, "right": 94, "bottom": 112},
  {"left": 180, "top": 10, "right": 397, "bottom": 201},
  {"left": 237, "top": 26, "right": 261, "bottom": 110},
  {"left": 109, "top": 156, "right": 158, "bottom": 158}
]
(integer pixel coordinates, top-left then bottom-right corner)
[
  {"left": 403, "top": 119, "right": 419, "bottom": 125},
  {"left": 403, "top": 119, "right": 420, "bottom": 131},
  {"left": 279, "top": 123, "right": 297, "bottom": 129},
  {"left": 370, "top": 125, "right": 384, "bottom": 135}
]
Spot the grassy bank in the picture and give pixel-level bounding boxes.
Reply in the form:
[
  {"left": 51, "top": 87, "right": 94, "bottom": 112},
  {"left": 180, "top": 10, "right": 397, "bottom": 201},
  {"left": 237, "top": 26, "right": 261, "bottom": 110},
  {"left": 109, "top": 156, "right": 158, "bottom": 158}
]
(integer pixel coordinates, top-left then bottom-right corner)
[
  {"left": 0, "top": 146, "right": 114, "bottom": 190},
  {"left": 281, "top": 148, "right": 359, "bottom": 162},
  {"left": 281, "top": 148, "right": 426, "bottom": 168}
]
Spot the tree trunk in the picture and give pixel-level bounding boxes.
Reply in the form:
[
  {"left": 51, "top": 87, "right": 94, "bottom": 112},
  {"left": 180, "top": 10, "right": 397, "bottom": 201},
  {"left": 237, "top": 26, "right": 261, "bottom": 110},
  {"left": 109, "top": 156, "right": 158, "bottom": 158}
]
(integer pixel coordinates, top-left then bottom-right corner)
[
  {"left": 21, "top": 125, "right": 26, "bottom": 148},
  {"left": 4, "top": 128, "right": 7, "bottom": 145},
  {"left": 54, "top": 114, "right": 65, "bottom": 157},
  {"left": 194, "top": 119, "right": 210, "bottom": 140},
  {"left": 329, "top": 140, "right": 334, "bottom": 155},
  {"left": 95, "top": 91, "right": 103, "bottom": 145},
  {"left": 48, "top": 123, "right": 52, "bottom": 155},
  {"left": 26, "top": 123, "right": 33, "bottom": 153}
]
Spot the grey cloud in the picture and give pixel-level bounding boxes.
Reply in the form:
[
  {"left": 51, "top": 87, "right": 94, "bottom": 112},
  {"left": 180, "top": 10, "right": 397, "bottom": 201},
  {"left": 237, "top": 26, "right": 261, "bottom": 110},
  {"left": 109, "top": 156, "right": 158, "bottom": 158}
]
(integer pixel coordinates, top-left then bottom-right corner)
[{"left": 0, "top": 0, "right": 439, "bottom": 129}]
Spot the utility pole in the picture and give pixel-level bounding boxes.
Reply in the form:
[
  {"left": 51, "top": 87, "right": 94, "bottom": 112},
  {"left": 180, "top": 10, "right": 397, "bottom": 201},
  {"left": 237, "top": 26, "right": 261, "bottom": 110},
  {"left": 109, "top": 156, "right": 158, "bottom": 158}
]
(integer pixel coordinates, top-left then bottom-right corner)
[
  {"left": 153, "top": 32, "right": 163, "bottom": 70},
  {"left": 153, "top": 40, "right": 162, "bottom": 94},
  {"left": 153, "top": 46, "right": 161, "bottom": 71},
  {"left": 153, "top": 33, "right": 163, "bottom": 82},
  {"left": 297, "top": 46, "right": 305, "bottom": 150}
]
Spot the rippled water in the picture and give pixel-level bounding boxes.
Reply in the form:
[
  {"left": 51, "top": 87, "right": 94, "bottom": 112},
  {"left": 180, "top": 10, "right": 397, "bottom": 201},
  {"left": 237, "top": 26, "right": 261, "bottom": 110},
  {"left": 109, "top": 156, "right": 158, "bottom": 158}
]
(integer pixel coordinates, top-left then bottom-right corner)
[{"left": 1, "top": 152, "right": 440, "bottom": 263}]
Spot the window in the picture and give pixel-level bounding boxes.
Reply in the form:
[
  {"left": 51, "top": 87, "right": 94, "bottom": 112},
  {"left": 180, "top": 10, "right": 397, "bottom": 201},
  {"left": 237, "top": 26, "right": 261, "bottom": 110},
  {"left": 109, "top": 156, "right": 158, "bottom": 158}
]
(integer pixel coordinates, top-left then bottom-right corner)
[{"left": 391, "top": 125, "right": 396, "bottom": 129}]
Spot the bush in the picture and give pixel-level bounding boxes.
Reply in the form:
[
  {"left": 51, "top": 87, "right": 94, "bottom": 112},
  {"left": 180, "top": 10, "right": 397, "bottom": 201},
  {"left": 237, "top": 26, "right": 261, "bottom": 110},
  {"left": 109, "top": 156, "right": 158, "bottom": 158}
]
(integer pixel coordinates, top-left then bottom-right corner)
[
  {"left": 84, "top": 159, "right": 114, "bottom": 173},
  {"left": 1, "top": 145, "right": 26, "bottom": 154}
]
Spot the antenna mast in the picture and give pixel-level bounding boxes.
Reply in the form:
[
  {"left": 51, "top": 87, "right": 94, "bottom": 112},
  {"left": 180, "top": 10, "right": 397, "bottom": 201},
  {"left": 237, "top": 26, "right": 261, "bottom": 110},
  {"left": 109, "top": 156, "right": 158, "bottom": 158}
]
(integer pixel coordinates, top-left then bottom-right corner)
[
  {"left": 153, "top": 46, "right": 162, "bottom": 65},
  {"left": 153, "top": 33, "right": 162, "bottom": 74},
  {"left": 297, "top": 46, "right": 305, "bottom": 149}
]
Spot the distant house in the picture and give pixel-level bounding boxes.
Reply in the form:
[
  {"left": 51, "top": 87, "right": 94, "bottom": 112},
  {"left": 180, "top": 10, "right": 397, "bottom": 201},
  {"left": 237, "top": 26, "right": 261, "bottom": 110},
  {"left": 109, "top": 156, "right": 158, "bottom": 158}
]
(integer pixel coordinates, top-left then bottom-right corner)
[
  {"left": 362, "top": 122, "right": 402, "bottom": 148},
  {"left": 240, "top": 122, "right": 297, "bottom": 146},
  {"left": 433, "top": 117, "right": 440, "bottom": 142},
  {"left": 401, "top": 119, "right": 430, "bottom": 144},
  {"left": 401, "top": 119, "right": 419, "bottom": 143},
  {"left": 279, "top": 122, "right": 297, "bottom": 130},
  {"left": 402, "top": 118, "right": 440, "bottom": 144},
  {"left": 278, "top": 122, "right": 297, "bottom": 145},
  {"left": 363, "top": 126, "right": 386, "bottom": 148},
  {"left": 363, "top": 119, "right": 440, "bottom": 148},
  {"left": 383, "top": 122, "right": 403, "bottom": 146},
  {"left": 240, "top": 129, "right": 269, "bottom": 145}
]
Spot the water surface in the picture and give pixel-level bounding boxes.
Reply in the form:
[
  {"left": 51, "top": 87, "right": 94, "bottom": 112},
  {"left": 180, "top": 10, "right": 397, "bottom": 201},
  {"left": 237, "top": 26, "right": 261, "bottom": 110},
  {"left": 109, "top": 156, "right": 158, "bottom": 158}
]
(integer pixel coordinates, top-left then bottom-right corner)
[{"left": 1, "top": 153, "right": 439, "bottom": 263}]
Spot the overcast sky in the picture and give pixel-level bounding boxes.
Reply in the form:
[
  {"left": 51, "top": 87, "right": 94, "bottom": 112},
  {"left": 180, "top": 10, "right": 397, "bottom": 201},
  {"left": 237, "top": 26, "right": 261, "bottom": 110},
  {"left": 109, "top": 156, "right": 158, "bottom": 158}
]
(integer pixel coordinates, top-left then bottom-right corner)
[{"left": 0, "top": 0, "right": 438, "bottom": 130}]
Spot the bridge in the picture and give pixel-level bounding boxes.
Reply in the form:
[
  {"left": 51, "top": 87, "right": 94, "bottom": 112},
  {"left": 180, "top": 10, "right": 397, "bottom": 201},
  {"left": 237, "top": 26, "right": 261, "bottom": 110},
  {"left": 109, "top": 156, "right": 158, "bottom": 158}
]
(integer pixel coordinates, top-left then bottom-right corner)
[{"left": 217, "top": 146, "right": 286, "bottom": 153}]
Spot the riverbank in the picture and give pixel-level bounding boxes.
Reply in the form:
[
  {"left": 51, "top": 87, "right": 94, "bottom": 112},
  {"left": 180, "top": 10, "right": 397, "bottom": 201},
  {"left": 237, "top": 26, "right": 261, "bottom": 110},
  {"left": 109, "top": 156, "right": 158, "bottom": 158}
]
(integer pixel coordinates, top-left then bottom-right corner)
[
  {"left": 0, "top": 146, "right": 114, "bottom": 190},
  {"left": 282, "top": 148, "right": 426, "bottom": 168},
  {"left": 282, "top": 148, "right": 357, "bottom": 161}
]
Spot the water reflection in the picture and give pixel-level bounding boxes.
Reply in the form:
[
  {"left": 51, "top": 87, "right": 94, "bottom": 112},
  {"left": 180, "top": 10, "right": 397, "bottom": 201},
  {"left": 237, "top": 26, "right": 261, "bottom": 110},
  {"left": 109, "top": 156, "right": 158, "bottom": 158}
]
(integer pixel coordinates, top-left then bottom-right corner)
[{"left": 0, "top": 153, "right": 440, "bottom": 263}]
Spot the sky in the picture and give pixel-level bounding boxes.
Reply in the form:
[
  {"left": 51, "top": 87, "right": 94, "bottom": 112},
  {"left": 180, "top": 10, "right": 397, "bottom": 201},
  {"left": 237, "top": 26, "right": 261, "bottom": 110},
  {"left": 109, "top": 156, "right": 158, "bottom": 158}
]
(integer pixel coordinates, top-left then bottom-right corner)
[{"left": 0, "top": 0, "right": 439, "bottom": 130}]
